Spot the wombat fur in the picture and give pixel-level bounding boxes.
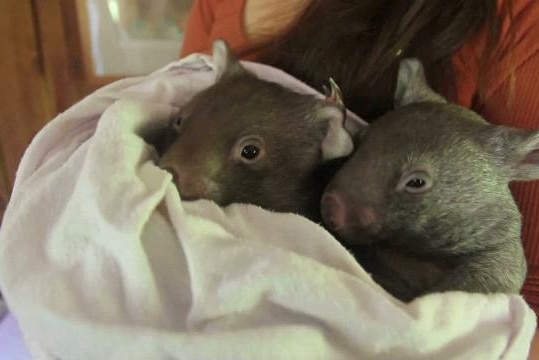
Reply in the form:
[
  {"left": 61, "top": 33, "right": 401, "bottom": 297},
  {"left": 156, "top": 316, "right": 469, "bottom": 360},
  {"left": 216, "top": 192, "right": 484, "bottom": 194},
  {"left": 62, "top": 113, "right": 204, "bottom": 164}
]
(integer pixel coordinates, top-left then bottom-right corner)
[
  {"left": 321, "top": 59, "right": 538, "bottom": 301},
  {"left": 157, "top": 40, "right": 353, "bottom": 221}
]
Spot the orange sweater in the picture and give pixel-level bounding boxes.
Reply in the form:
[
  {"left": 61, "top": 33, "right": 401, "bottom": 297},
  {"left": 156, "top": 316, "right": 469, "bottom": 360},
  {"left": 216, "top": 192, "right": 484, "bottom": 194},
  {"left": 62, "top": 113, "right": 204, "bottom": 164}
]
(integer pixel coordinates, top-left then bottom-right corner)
[{"left": 181, "top": 0, "right": 539, "bottom": 311}]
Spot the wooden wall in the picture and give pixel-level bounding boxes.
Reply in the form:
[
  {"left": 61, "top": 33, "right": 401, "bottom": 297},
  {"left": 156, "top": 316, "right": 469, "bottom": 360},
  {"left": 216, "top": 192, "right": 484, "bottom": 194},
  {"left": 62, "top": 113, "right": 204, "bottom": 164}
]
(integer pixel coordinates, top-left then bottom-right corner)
[{"left": 0, "top": 0, "right": 107, "bottom": 223}]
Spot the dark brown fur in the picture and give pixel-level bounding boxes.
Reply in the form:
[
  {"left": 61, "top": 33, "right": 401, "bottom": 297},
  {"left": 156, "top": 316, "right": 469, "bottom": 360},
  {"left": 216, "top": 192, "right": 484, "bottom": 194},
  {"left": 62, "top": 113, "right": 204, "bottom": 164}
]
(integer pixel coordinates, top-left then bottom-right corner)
[{"left": 157, "top": 40, "right": 352, "bottom": 221}]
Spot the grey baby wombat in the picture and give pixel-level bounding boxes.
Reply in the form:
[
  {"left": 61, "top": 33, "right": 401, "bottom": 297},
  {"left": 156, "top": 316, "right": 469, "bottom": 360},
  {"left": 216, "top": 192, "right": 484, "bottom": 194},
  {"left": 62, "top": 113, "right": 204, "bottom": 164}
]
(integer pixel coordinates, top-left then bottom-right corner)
[
  {"left": 321, "top": 59, "right": 538, "bottom": 302},
  {"left": 158, "top": 40, "right": 353, "bottom": 221}
]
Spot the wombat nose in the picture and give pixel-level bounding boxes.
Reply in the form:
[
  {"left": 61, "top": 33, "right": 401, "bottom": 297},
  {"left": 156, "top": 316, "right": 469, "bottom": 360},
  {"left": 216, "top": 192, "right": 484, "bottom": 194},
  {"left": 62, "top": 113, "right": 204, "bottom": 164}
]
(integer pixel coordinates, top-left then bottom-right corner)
[
  {"left": 177, "top": 175, "right": 209, "bottom": 200},
  {"left": 160, "top": 164, "right": 208, "bottom": 200},
  {"left": 321, "top": 192, "right": 347, "bottom": 231},
  {"left": 160, "top": 164, "right": 181, "bottom": 186},
  {"left": 178, "top": 180, "right": 208, "bottom": 201}
]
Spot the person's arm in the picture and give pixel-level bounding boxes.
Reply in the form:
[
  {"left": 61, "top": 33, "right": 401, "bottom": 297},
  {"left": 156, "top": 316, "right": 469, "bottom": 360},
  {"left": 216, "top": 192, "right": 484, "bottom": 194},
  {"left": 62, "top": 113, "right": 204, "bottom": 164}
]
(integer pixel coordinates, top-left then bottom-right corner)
[
  {"left": 474, "top": 1, "right": 539, "bottom": 316},
  {"left": 243, "top": 0, "right": 311, "bottom": 43},
  {"left": 531, "top": 331, "right": 539, "bottom": 359},
  {"left": 180, "top": 0, "right": 216, "bottom": 57},
  {"left": 180, "top": 0, "right": 310, "bottom": 59},
  {"left": 448, "top": 9, "right": 539, "bottom": 358},
  {"left": 454, "top": 0, "right": 539, "bottom": 315},
  {"left": 486, "top": 57, "right": 539, "bottom": 316}
]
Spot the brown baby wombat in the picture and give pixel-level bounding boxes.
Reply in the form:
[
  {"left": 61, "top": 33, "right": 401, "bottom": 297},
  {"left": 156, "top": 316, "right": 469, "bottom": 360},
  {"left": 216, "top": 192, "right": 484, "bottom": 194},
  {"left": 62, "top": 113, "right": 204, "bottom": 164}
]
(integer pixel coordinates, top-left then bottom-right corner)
[{"left": 158, "top": 40, "right": 354, "bottom": 221}]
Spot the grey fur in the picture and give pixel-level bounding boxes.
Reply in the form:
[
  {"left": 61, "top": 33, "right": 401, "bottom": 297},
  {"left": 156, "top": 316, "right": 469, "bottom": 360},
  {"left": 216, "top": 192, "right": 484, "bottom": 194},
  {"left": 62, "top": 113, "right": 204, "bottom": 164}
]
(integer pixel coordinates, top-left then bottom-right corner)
[{"left": 321, "top": 60, "right": 538, "bottom": 301}]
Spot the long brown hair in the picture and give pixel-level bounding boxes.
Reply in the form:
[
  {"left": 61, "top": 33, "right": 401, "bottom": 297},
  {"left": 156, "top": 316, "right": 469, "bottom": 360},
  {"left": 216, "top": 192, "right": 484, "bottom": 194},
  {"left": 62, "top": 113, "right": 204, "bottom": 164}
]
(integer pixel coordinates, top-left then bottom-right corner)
[{"left": 258, "top": 0, "right": 513, "bottom": 120}]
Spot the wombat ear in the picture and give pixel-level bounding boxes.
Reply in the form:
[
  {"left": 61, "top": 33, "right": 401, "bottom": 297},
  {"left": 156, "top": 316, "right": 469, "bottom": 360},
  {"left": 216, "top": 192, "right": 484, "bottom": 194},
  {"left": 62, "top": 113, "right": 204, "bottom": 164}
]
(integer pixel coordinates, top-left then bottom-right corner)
[
  {"left": 323, "top": 78, "right": 345, "bottom": 109},
  {"left": 502, "top": 129, "right": 539, "bottom": 181},
  {"left": 316, "top": 105, "right": 355, "bottom": 161},
  {"left": 394, "top": 58, "right": 447, "bottom": 107},
  {"left": 212, "top": 39, "right": 245, "bottom": 81}
]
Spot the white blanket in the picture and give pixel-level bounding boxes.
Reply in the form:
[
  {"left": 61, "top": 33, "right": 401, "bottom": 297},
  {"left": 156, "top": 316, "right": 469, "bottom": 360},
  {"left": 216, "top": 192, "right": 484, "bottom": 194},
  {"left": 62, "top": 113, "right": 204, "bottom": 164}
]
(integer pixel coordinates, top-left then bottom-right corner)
[{"left": 0, "top": 54, "right": 535, "bottom": 360}]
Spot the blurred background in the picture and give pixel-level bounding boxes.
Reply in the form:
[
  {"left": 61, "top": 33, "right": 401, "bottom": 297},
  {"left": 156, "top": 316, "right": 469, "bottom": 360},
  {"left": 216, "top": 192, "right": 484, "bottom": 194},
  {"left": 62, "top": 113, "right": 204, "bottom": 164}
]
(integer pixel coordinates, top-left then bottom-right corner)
[{"left": 0, "top": 0, "right": 193, "bottom": 222}]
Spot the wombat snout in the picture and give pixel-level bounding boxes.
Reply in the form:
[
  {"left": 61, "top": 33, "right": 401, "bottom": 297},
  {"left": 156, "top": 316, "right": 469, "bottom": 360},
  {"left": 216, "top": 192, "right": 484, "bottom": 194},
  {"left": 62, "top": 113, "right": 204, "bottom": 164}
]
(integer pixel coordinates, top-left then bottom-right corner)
[
  {"left": 321, "top": 192, "right": 347, "bottom": 231},
  {"left": 160, "top": 163, "right": 209, "bottom": 201},
  {"left": 321, "top": 190, "right": 381, "bottom": 239}
]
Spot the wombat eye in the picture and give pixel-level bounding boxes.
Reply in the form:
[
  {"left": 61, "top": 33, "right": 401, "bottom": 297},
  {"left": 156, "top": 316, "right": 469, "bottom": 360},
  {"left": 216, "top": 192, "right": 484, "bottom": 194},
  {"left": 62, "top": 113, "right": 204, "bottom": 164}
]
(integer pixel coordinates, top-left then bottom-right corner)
[
  {"left": 170, "top": 115, "right": 183, "bottom": 131},
  {"left": 406, "top": 178, "right": 426, "bottom": 188},
  {"left": 241, "top": 145, "right": 260, "bottom": 160},
  {"left": 233, "top": 136, "right": 266, "bottom": 164},
  {"left": 397, "top": 171, "right": 433, "bottom": 194}
]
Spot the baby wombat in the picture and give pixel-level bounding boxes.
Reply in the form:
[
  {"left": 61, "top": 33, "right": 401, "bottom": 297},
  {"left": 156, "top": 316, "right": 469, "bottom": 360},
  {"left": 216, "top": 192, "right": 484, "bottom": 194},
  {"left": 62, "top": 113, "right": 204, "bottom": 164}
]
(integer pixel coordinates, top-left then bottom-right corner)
[
  {"left": 158, "top": 40, "right": 353, "bottom": 221},
  {"left": 321, "top": 59, "right": 538, "bottom": 302}
]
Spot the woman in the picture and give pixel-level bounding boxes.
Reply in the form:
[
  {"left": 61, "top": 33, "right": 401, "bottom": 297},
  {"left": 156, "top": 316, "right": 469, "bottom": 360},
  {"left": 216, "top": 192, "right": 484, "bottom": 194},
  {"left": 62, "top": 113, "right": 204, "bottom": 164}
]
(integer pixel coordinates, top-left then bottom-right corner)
[{"left": 179, "top": 0, "right": 539, "bottom": 314}]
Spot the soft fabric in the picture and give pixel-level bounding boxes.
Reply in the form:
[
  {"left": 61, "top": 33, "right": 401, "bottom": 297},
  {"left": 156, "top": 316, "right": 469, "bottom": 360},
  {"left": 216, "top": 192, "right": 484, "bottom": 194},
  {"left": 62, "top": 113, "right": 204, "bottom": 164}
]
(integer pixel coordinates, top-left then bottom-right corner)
[
  {"left": 0, "top": 313, "right": 31, "bottom": 360},
  {"left": 0, "top": 54, "right": 535, "bottom": 359},
  {"left": 179, "top": 0, "right": 539, "bottom": 313},
  {"left": 0, "top": 298, "right": 5, "bottom": 318}
]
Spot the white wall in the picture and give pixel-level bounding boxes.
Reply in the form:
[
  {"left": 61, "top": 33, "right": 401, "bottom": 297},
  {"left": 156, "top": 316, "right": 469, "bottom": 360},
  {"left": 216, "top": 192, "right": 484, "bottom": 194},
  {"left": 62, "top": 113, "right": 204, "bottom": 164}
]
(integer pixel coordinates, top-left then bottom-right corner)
[{"left": 85, "top": 0, "right": 188, "bottom": 76}]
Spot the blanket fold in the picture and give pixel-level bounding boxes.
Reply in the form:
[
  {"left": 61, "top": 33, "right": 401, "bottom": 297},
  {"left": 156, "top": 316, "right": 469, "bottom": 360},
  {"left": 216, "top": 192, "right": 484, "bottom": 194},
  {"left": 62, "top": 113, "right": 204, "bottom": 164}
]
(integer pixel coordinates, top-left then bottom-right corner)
[{"left": 0, "top": 54, "right": 535, "bottom": 360}]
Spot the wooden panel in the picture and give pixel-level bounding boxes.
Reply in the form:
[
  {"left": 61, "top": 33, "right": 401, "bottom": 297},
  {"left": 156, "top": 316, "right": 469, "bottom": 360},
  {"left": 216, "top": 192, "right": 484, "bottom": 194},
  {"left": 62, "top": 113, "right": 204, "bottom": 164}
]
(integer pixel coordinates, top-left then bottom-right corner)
[
  {"left": 35, "top": 0, "right": 110, "bottom": 112},
  {"left": 0, "top": 0, "right": 122, "bottom": 223},
  {"left": 0, "top": 0, "right": 52, "bottom": 222},
  {"left": 34, "top": 0, "right": 80, "bottom": 112},
  {"left": 60, "top": 0, "right": 104, "bottom": 97},
  {"left": 0, "top": 150, "right": 8, "bottom": 223}
]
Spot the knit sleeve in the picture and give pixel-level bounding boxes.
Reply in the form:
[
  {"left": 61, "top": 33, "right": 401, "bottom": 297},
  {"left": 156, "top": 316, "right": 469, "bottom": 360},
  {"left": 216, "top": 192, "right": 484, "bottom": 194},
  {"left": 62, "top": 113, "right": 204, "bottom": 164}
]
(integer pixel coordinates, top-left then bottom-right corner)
[
  {"left": 474, "top": 1, "right": 539, "bottom": 313},
  {"left": 180, "top": 0, "right": 215, "bottom": 57},
  {"left": 482, "top": 52, "right": 539, "bottom": 312},
  {"left": 180, "top": 0, "right": 251, "bottom": 58}
]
